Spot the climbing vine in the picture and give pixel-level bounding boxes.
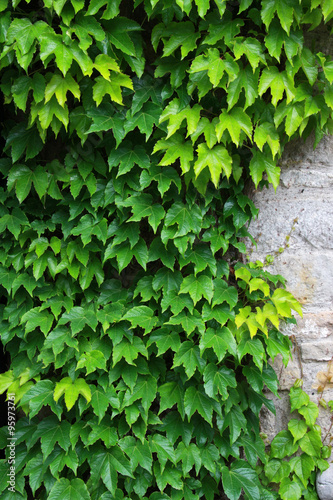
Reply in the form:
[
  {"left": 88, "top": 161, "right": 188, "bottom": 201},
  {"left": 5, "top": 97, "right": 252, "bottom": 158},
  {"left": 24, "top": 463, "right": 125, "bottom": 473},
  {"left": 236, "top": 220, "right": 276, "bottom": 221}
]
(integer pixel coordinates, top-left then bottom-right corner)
[{"left": 0, "top": 0, "right": 332, "bottom": 498}]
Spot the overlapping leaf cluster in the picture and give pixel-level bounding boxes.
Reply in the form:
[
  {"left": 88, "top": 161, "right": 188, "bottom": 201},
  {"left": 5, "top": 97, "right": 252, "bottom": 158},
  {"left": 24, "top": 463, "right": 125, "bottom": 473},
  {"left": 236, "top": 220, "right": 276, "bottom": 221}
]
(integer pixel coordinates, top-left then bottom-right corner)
[
  {"left": 260, "top": 384, "right": 331, "bottom": 500},
  {"left": 0, "top": 0, "right": 332, "bottom": 498}
]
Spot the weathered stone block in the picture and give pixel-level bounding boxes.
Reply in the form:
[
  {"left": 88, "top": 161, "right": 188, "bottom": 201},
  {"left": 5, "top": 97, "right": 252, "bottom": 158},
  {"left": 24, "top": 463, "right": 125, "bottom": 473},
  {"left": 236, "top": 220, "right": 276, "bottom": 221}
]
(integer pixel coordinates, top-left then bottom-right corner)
[{"left": 317, "top": 463, "right": 333, "bottom": 500}]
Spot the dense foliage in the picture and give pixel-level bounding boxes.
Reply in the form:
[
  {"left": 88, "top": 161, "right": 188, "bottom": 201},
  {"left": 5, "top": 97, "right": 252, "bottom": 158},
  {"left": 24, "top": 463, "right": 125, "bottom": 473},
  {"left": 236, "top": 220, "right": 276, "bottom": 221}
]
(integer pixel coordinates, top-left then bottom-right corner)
[{"left": 0, "top": 0, "right": 332, "bottom": 498}]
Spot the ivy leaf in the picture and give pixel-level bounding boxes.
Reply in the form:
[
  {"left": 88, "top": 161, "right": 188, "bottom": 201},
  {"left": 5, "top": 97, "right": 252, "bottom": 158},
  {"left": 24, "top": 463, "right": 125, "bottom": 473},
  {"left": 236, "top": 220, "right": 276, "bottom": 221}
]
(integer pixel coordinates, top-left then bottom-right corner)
[
  {"left": 54, "top": 377, "right": 91, "bottom": 410},
  {"left": 264, "top": 459, "right": 291, "bottom": 483},
  {"left": 121, "top": 193, "right": 165, "bottom": 233},
  {"left": 123, "top": 306, "right": 158, "bottom": 334},
  {"left": 108, "top": 143, "right": 150, "bottom": 174},
  {"left": 271, "top": 288, "right": 303, "bottom": 317},
  {"left": 164, "top": 202, "right": 202, "bottom": 237},
  {"left": 270, "top": 430, "right": 299, "bottom": 458},
  {"left": 119, "top": 436, "right": 152, "bottom": 472},
  {"left": 172, "top": 340, "right": 206, "bottom": 378},
  {"left": 278, "top": 477, "right": 302, "bottom": 500},
  {"left": 59, "top": 306, "right": 98, "bottom": 334},
  {"left": 159, "top": 381, "right": 185, "bottom": 419},
  {"left": 221, "top": 460, "right": 260, "bottom": 500},
  {"left": 203, "top": 363, "right": 237, "bottom": 400},
  {"left": 184, "top": 386, "right": 215, "bottom": 424},
  {"left": 20, "top": 380, "right": 61, "bottom": 419},
  {"left": 7, "top": 164, "right": 49, "bottom": 202},
  {"left": 167, "top": 309, "right": 206, "bottom": 335},
  {"left": 39, "top": 33, "right": 75, "bottom": 76},
  {"left": 254, "top": 122, "right": 280, "bottom": 158},
  {"left": 216, "top": 108, "right": 252, "bottom": 147},
  {"left": 289, "top": 387, "right": 310, "bottom": 412},
  {"left": 113, "top": 336, "right": 148, "bottom": 365},
  {"left": 48, "top": 478, "right": 90, "bottom": 500},
  {"left": 76, "top": 350, "right": 107, "bottom": 374},
  {"left": 180, "top": 274, "right": 213, "bottom": 305},
  {"left": 140, "top": 165, "right": 181, "bottom": 197},
  {"left": 249, "top": 149, "right": 280, "bottom": 189},
  {"left": 199, "top": 327, "right": 237, "bottom": 361},
  {"left": 233, "top": 37, "right": 266, "bottom": 70},
  {"left": 71, "top": 14, "right": 105, "bottom": 51},
  {"left": 222, "top": 405, "right": 247, "bottom": 444},
  {"left": 5, "top": 123, "right": 43, "bottom": 162},
  {"left": 31, "top": 415, "right": 71, "bottom": 458},
  {"left": 288, "top": 419, "right": 308, "bottom": 443},
  {"left": 155, "top": 21, "right": 199, "bottom": 59},
  {"left": 153, "top": 134, "right": 194, "bottom": 173},
  {"left": 45, "top": 73, "right": 80, "bottom": 107},
  {"left": 124, "top": 102, "right": 162, "bottom": 140},
  {"left": 258, "top": 67, "right": 295, "bottom": 106},
  {"left": 92, "top": 74, "right": 133, "bottom": 106},
  {"left": 89, "top": 448, "right": 134, "bottom": 495},
  {"left": 298, "top": 402, "right": 319, "bottom": 427},
  {"left": 149, "top": 434, "right": 177, "bottom": 469},
  {"left": 291, "top": 454, "right": 315, "bottom": 488},
  {"left": 227, "top": 66, "right": 259, "bottom": 110},
  {"left": 212, "top": 279, "right": 238, "bottom": 309},
  {"left": 194, "top": 143, "right": 232, "bottom": 187},
  {"left": 104, "top": 17, "right": 140, "bottom": 55}
]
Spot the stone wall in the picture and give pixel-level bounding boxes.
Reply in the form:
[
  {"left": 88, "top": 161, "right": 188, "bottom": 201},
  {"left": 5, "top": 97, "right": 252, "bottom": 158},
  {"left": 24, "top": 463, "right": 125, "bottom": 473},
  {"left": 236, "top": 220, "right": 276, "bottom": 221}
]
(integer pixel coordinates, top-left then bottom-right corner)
[{"left": 248, "top": 133, "right": 333, "bottom": 444}]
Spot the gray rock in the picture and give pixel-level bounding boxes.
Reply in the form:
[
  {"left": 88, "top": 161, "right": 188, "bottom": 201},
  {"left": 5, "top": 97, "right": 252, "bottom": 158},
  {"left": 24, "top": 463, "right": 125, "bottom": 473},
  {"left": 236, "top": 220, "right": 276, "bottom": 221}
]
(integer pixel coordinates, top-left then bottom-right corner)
[{"left": 316, "top": 463, "right": 333, "bottom": 500}]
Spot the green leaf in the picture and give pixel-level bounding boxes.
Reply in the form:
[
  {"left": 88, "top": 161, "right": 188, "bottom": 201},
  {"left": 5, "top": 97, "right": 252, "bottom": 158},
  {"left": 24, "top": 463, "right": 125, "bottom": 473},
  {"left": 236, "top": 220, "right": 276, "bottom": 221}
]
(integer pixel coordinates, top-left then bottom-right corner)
[
  {"left": 164, "top": 202, "right": 202, "bottom": 237},
  {"left": 279, "top": 477, "right": 302, "bottom": 500},
  {"left": 227, "top": 66, "right": 259, "bottom": 110},
  {"left": 298, "top": 402, "right": 319, "bottom": 427},
  {"left": 254, "top": 122, "right": 280, "bottom": 158},
  {"left": 124, "top": 102, "right": 162, "bottom": 140},
  {"left": 179, "top": 274, "right": 213, "bottom": 305},
  {"left": 184, "top": 386, "right": 215, "bottom": 424},
  {"left": 194, "top": 143, "right": 232, "bottom": 187},
  {"left": 221, "top": 460, "right": 260, "bottom": 500},
  {"left": 5, "top": 123, "right": 43, "bottom": 163},
  {"left": 119, "top": 436, "right": 152, "bottom": 472},
  {"left": 54, "top": 377, "right": 91, "bottom": 410},
  {"left": 159, "top": 381, "right": 185, "bottom": 419},
  {"left": 45, "top": 73, "right": 80, "bottom": 107},
  {"left": 291, "top": 454, "right": 315, "bottom": 487},
  {"left": 149, "top": 434, "right": 177, "bottom": 469},
  {"left": 288, "top": 419, "right": 308, "bottom": 443},
  {"left": 124, "top": 194, "right": 165, "bottom": 233},
  {"left": 199, "top": 327, "right": 237, "bottom": 361},
  {"left": 48, "top": 478, "right": 90, "bottom": 500},
  {"left": 216, "top": 107, "right": 252, "bottom": 147},
  {"left": 59, "top": 306, "right": 98, "bottom": 334},
  {"left": 249, "top": 149, "right": 280, "bottom": 189},
  {"left": 93, "top": 74, "right": 133, "bottom": 106},
  {"left": 89, "top": 448, "right": 134, "bottom": 494},
  {"left": 203, "top": 363, "right": 237, "bottom": 400},
  {"left": 264, "top": 459, "right": 291, "bottom": 483},
  {"left": 212, "top": 279, "right": 238, "bottom": 309},
  {"left": 172, "top": 340, "right": 206, "bottom": 378},
  {"left": 271, "top": 289, "right": 303, "bottom": 317},
  {"left": 299, "top": 429, "right": 321, "bottom": 456},
  {"left": 270, "top": 430, "right": 299, "bottom": 458},
  {"left": 7, "top": 18, "right": 36, "bottom": 54},
  {"left": 154, "top": 21, "right": 199, "bottom": 59},
  {"left": 259, "top": 67, "right": 295, "bottom": 106},
  {"left": 153, "top": 134, "right": 194, "bottom": 174},
  {"left": 123, "top": 306, "right": 158, "bottom": 334},
  {"left": 20, "top": 380, "right": 61, "bottom": 419},
  {"left": 31, "top": 415, "right": 71, "bottom": 459},
  {"left": 289, "top": 387, "right": 310, "bottom": 412}
]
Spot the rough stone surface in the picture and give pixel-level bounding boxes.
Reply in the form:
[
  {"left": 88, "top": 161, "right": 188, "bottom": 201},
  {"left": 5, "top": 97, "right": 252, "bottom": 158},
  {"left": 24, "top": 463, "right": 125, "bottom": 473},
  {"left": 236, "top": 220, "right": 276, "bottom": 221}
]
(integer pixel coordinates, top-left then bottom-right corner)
[
  {"left": 317, "top": 464, "right": 333, "bottom": 500},
  {"left": 249, "top": 133, "right": 333, "bottom": 447}
]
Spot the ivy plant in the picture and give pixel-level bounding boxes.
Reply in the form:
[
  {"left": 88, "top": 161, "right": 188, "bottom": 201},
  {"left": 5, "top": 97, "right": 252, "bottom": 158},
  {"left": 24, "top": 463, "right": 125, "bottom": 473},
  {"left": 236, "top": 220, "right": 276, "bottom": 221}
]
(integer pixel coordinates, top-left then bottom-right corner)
[
  {"left": 0, "top": 0, "right": 332, "bottom": 499},
  {"left": 259, "top": 382, "right": 331, "bottom": 500}
]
